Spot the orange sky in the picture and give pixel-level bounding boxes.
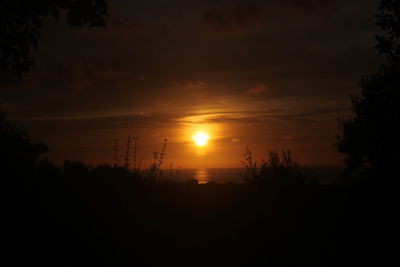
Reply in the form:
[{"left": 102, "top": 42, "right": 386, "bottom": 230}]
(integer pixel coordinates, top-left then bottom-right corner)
[{"left": 0, "top": 0, "right": 382, "bottom": 168}]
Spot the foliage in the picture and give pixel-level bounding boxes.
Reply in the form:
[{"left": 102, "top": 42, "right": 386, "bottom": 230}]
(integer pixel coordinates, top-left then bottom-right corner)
[
  {"left": 336, "top": 65, "right": 400, "bottom": 177},
  {"left": 336, "top": 0, "right": 400, "bottom": 178},
  {"left": 376, "top": 0, "right": 400, "bottom": 63},
  {"left": 122, "top": 136, "right": 139, "bottom": 169},
  {"left": 0, "top": 1, "right": 396, "bottom": 264},
  {"left": 146, "top": 138, "right": 168, "bottom": 181},
  {"left": 241, "top": 147, "right": 316, "bottom": 186},
  {"left": 0, "top": 106, "right": 48, "bottom": 173},
  {"left": 0, "top": 0, "right": 107, "bottom": 77}
]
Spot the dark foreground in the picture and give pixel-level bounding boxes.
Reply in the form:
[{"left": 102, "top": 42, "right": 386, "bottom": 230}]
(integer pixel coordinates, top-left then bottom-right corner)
[{"left": 1, "top": 164, "right": 397, "bottom": 267}]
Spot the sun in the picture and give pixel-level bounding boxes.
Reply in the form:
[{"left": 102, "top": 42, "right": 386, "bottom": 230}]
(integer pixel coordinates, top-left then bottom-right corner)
[{"left": 193, "top": 132, "right": 209, "bottom": 146}]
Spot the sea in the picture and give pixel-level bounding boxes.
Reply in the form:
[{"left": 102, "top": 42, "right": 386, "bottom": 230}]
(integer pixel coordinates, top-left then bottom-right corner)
[{"left": 162, "top": 166, "right": 342, "bottom": 185}]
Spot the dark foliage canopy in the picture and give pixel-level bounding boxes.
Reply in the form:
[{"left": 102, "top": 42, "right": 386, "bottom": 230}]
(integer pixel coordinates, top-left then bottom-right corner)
[
  {"left": 0, "top": 107, "right": 48, "bottom": 173},
  {"left": 376, "top": 0, "right": 400, "bottom": 63},
  {"left": 336, "top": 0, "right": 400, "bottom": 178},
  {"left": 0, "top": 0, "right": 107, "bottom": 77}
]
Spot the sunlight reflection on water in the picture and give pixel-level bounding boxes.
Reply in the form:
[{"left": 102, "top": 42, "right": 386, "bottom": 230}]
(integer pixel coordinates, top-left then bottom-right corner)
[
  {"left": 194, "top": 168, "right": 209, "bottom": 184},
  {"left": 172, "top": 167, "right": 341, "bottom": 184},
  {"left": 176, "top": 168, "right": 243, "bottom": 184}
]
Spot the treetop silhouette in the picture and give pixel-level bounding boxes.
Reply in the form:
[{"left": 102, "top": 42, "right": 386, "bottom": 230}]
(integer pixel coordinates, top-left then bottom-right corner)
[
  {"left": 0, "top": 0, "right": 108, "bottom": 77},
  {"left": 376, "top": 0, "right": 400, "bottom": 64},
  {"left": 0, "top": 107, "right": 48, "bottom": 173},
  {"left": 336, "top": 0, "right": 400, "bottom": 179}
]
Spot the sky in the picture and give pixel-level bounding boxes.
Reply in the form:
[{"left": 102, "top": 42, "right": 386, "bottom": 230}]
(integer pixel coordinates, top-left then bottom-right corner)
[{"left": 0, "top": 0, "right": 382, "bottom": 168}]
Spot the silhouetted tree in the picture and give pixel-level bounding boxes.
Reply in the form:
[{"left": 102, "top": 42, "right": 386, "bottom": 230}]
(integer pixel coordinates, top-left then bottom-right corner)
[
  {"left": 0, "top": 106, "right": 48, "bottom": 175},
  {"left": 0, "top": 0, "right": 107, "bottom": 77},
  {"left": 376, "top": 0, "right": 400, "bottom": 64},
  {"left": 336, "top": 0, "right": 400, "bottom": 178}
]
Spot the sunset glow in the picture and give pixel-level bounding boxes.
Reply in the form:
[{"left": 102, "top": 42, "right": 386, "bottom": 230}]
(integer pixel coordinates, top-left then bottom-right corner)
[
  {"left": 1, "top": 0, "right": 372, "bottom": 169},
  {"left": 193, "top": 132, "right": 209, "bottom": 146},
  {"left": 1, "top": 1, "right": 394, "bottom": 266}
]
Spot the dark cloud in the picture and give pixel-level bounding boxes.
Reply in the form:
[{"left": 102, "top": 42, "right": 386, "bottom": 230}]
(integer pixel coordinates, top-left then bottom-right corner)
[
  {"left": 21, "top": 112, "right": 176, "bottom": 133},
  {"left": 286, "top": 0, "right": 343, "bottom": 11},
  {"left": 202, "top": 3, "right": 264, "bottom": 34}
]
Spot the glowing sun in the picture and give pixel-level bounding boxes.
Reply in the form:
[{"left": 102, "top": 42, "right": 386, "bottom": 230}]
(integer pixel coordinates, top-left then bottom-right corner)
[{"left": 193, "top": 132, "right": 209, "bottom": 146}]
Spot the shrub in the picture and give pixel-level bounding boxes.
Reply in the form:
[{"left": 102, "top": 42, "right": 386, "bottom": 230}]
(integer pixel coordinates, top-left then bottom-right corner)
[{"left": 241, "top": 148, "right": 316, "bottom": 186}]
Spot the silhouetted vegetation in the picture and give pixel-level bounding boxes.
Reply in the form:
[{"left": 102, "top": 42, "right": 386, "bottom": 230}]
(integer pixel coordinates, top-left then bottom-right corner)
[
  {"left": 0, "top": 0, "right": 107, "bottom": 77},
  {"left": 1, "top": 106, "right": 396, "bottom": 266},
  {"left": 242, "top": 147, "right": 316, "bottom": 186},
  {"left": 1, "top": 1, "right": 397, "bottom": 266},
  {"left": 0, "top": 106, "right": 47, "bottom": 175},
  {"left": 336, "top": 0, "right": 400, "bottom": 180}
]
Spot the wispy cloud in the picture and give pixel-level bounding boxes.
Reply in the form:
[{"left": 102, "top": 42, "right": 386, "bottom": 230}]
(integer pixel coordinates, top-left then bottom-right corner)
[
  {"left": 246, "top": 84, "right": 267, "bottom": 94},
  {"left": 175, "top": 106, "right": 346, "bottom": 125},
  {"left": 18, "top": 111, "right": 151, "bottom": 121}
]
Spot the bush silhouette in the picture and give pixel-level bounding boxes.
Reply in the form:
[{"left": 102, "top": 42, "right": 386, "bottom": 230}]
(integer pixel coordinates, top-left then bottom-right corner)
[
  {"left": 0, "top": 107, "right": 48, "bottom": 175},
  {"left": 241, "top": 148, "right": 316, "bottom": 186},
  {"left": 0, "top": 108, "right": 393, "bottom": 266}
]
